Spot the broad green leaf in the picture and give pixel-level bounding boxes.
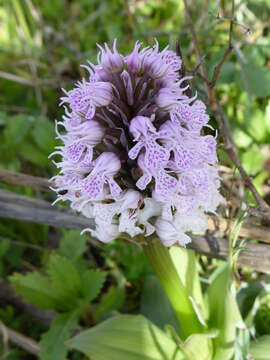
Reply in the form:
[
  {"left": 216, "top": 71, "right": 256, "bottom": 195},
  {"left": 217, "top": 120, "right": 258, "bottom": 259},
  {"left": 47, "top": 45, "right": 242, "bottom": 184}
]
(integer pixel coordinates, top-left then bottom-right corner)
[
  {"left": 249, "top": 336, "right": 270, "bottom": 360},
  {"left": 234, "top": 328, "right": 250, "bottom": 360},
  {"left": 46, "top": 254, "right": 81, "bottom": 311},
  {"left": 205, "top": 263, "right": 243, "bottom": 360},
  {"left": 67, "top": 315, "right": 187, "bottom": 360},
  {"left": 40, "top": 312, "right": 79, "bottom": 360},
  {"left": 140, "top": 275, "right": 180, "bottom": 332},
  {"left": 9, "top": 272, "right": 56, "bottom": 309},
  {"left": 182, "top": 332, "right": 217, "bottom": 360},
  {"left": 81, "top": 270, "right": 106, "bottom": 303},
  {"left": 170, "top": 247, "right": 206, "bottom": 321}
]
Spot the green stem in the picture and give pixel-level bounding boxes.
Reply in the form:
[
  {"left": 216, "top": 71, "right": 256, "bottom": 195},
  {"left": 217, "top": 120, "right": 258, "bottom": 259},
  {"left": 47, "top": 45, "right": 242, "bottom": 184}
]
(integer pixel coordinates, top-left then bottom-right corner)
[{"left": 143, "top": 237, "right": 202, "bottom": 339}]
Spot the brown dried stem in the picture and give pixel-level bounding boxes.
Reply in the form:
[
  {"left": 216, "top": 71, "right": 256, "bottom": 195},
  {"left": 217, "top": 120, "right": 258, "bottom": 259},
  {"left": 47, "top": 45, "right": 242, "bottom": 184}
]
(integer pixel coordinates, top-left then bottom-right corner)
[{"left": 0, "top": 321, "right": 40, "bottom": 356}]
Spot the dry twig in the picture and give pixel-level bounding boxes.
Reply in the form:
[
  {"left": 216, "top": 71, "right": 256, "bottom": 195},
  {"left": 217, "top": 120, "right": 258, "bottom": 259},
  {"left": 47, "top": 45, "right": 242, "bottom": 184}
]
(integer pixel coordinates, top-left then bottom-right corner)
[
  {"left": 0, "top": 169, "right": 51, "bottom": 192},
  {"left": 0, "top": 321, "right": 40, "bottom": 356},
  {"left": 0, "top": 188, "right": 270, "bottom": 272}
]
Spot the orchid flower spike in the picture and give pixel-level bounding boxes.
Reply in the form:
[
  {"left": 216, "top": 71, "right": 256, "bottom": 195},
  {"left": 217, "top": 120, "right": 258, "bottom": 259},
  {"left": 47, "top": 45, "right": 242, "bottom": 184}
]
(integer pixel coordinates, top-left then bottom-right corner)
[{"left": 51, "top": 39, "right": 223, "bottom": 246}]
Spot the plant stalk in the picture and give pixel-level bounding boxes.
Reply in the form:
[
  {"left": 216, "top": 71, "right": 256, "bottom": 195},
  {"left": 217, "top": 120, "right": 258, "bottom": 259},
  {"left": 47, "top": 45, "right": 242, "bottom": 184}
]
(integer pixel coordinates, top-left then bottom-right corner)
[{"left": 143, "top": 237, "right": 202, "bottom": 339}]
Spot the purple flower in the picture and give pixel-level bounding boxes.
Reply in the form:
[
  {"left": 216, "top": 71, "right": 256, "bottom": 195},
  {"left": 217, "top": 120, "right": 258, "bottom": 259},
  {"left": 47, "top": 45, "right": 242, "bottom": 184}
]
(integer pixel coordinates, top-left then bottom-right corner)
[
  {"left": 125, "top": 41, "right": 143, "bottom": 74},
  {"left": 97, "top": 39, "right": 124, "bottom": 74},
  {"left": 51, "top": 39, "right": 223, "bottom": 246}
]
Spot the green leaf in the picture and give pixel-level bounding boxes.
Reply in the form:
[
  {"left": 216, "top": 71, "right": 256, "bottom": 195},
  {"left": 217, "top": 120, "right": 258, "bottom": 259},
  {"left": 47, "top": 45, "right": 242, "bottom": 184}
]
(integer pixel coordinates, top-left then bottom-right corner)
[
  {"left": 40, "top": 312, "right": 79, "bottom": 360},
  {"left": 67, "top": 314, "right": 187, "bottom": 360},
  {"left": 46, "top": 254, "right": 81, "bottom": 311},
  {"left": 9, "top": 272, "right": 56, "bottom": 309},
  {"left": 19, "top": 142, "right": 49, "bottom": 167},
  {"left": 182, "top": 332, "right": 217, "bottom": 360},
  {"left": 170, "top": 247, "right": 206, "bottom": 321},
  {"left": 59, "top": 230, "right": 87, "bottom": 261},
  {"left": 241, "top": 146, "right": 264, "bottom": 176},
  {"left": 4, "top": 114, "right": 32, "bottom": 146},
  {"left": 237, "top": 63, "right": 270, "bottom": 98},
  {"left": 245, "top": 109, "right": 269, "bottom": 143},
  {"left": 10, "top": 254, "right": 107, "bottom": 313},
  {"left": 81, "top": 269, "right": 106, "bottom": 303},
  {"left": 140, "top": 275, "right": 180, "bottom": 332},
  {"left": 32, "top": 116, "right": 57, "bottom": 153},
  {"left": 234, "top": 328, "right": 250, "bottom": 360},
  {"left": 249, "top": 336, "right": 270, "bottom": 360},
  {"left": 0, "top": 238, "right": 10, "bottom": 257},
  {"left": 205, "top": 263, "right": 243, "bottom": 360},
  {"left": 233, "top": 128, "right": 252, "bottom": 148}
]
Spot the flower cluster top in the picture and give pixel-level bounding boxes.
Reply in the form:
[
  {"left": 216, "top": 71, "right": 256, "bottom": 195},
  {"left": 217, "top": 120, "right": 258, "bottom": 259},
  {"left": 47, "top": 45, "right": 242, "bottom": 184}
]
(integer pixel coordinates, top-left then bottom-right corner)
[{"left": 50, "top": 40, "right": 223, "bottom": 246}]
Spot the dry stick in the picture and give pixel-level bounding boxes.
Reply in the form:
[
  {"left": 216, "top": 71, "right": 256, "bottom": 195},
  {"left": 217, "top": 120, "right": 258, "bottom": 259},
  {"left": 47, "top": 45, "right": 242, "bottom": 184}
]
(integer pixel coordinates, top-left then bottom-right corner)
[
  {"left": 183, "top": 0, "right": 270, "bottom": 220},
  {"left": 2, "top": 188, "right": 270, "bottom": 243},
  {"left": 2, "top": 170, "right": 270, "bottom": 241},
  {"left": 0, "top": 169, "right": 52, "bottom": 192},
  {"left": 0, "top": 189, "right": 270, "bottom": 272},
  {"left": 0, "top": 321, "right": 40, "bottom": 356}
]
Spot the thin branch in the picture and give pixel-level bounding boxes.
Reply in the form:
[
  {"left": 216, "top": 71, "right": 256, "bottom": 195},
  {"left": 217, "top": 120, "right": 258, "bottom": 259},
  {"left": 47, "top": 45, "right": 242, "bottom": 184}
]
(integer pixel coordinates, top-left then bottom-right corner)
[
  {"left": 0, "top": 169, "right": 52, "bottom": 192},
  {"left": 208, "top": 11, "right": 251, "bottom": 35},
  {"left": 0, "top": 321, "right": 40, "bottom": 356},
  {"left": 209, "top": 0, "right": 235, "bottom": 89},
  {"left": 0, "top": 189, "right": 270, "bottom": 272},
  {"left": 187, "top": 233, "right": 270, "bottom": 274},
  {"left": 0, "top": 189, "right": 92, "bottom": 230}
]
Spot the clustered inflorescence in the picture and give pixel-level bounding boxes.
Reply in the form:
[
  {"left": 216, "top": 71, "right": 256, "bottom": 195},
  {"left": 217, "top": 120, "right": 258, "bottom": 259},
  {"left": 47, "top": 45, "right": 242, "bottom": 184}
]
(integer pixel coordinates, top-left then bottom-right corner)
[{"left": 50, "top": 40, "right": 223, "bottom": 246}]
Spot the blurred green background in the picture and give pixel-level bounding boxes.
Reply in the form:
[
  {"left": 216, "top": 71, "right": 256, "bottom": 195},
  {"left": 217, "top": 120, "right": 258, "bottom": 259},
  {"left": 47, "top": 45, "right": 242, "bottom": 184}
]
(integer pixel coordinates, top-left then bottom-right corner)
[{"left": 0, "top": 0, "right": 270, "bottom": 359}]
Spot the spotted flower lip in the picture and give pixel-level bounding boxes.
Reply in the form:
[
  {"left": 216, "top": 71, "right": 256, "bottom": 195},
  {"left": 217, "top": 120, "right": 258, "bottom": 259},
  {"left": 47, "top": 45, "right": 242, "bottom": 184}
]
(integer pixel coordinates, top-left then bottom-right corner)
[{"left": 51, "top": 39, "right": 223, "bottom": 245}]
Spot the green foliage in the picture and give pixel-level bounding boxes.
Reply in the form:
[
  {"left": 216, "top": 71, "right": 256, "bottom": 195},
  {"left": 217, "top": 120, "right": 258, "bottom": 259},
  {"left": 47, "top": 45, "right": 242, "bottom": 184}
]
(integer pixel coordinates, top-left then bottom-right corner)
[
  {"left": 249, "top": 336, "right": 270, "bottom": 360},
  {"left": 58, "top": 230, "right": 87, "bottom": 262},
  {"left": 94, "top": 284, "right": 126, "bottom": 321},
  {"left": 9, "top": 253, "right": 106, "bottom": 312},
  {"left": 170, "top": 247, "right": 206, "bottom": 321},
  {"left": 205, "top": 263, "right": 243, "bottom": 360},
  {"left": 140, "top": 275, "right": 180, "bottom": 332},
  {"left": 67, "top": 314, "right": 187, "bottom": 360},
  {"left": 39, "top": 312, "right": 79, "bottom": 360},
  {"left": 103, "top": 239, "right": 150, "bottom": 281}
]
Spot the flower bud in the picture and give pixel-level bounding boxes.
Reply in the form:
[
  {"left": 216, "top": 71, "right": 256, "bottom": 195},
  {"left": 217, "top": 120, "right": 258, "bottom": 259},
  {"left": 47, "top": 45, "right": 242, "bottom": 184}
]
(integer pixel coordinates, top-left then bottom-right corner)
[
  {"left": 98, "top": 39, "right": 124, "bottom": 74},
  {"left": 125, "top": 41, "right": 143, "bottom": 74}
]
